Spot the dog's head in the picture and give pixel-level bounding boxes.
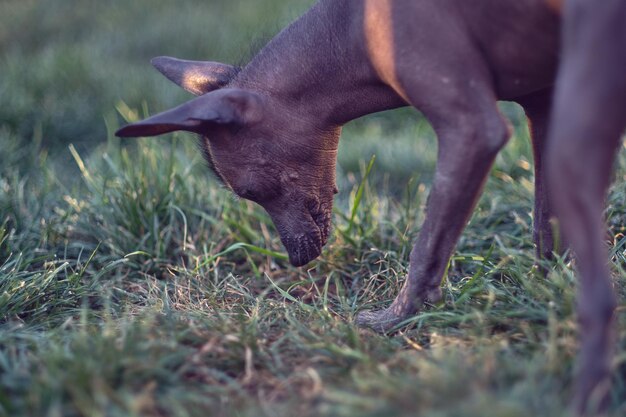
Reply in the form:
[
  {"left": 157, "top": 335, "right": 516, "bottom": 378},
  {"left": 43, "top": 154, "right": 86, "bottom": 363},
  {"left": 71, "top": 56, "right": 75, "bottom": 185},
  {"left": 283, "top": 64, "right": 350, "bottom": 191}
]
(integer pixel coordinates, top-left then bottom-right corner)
[{"left": 116, "top": 57, "right": 340, "bottom": 266}]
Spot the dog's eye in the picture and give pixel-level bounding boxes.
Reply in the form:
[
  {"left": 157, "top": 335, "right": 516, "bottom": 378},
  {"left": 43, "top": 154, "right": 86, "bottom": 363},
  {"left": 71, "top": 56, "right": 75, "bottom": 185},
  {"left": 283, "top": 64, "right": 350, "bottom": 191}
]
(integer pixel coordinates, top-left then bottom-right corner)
[{"left": 239, "top": 188, "right": 257, "bottom": 200}]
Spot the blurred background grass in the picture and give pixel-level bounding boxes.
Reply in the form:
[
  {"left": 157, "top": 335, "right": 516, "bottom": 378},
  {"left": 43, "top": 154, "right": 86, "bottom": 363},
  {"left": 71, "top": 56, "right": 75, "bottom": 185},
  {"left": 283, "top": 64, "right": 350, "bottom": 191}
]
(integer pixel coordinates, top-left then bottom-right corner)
[{"left": 0, "top": 0, "right": 311, "bottom": 155}]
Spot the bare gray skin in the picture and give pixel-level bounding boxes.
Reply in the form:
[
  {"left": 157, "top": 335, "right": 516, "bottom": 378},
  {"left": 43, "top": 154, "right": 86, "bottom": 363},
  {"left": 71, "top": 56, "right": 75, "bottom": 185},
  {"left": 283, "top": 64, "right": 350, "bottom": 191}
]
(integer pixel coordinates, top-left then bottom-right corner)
[
  {"left": 116, "top": 0, "right": 622, "bottom": 412},
  {"left": 547, "top": 0, "right": 626, "bottom": 414},
  {"left": 117, "top": 0, "right": 560, "bottom": 268},
  {"left": 117, "top": 0, "right": 560, "bottom": 326}
]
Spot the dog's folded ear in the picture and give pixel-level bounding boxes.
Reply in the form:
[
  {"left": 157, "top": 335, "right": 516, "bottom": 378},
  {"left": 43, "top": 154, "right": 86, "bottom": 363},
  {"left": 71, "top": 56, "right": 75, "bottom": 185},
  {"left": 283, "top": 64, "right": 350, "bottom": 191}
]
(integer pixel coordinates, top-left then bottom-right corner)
[
  {"left": 151, "top": 56, "right": 239, "bottom": 95},
  {"left": 115, "top": 88, "right": 264, "bottom": 138}
]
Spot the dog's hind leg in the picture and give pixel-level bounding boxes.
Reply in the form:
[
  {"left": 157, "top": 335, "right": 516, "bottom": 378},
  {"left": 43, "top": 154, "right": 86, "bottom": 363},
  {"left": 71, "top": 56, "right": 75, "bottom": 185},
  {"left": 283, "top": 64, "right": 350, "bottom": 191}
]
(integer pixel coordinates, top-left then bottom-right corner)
[
  {"left": 518, "top": 89, "right": 559, "bottom": 260},
  {"left": 547, "top": 0, "right": 626, "bottom": 413},
  {"left": 357, "top": 74, "right": 510, "bottom": 332}
]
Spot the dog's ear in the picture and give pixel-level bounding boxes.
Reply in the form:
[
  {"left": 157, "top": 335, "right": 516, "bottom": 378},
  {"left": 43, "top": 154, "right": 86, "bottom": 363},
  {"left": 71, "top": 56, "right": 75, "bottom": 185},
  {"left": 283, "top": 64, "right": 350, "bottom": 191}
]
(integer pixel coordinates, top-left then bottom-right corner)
[
  {"left": 151, "top": 56, "right": 239, "bottom": 96},
  {"left": 115, "top": 89, "right": 263, "bottom": 138}
]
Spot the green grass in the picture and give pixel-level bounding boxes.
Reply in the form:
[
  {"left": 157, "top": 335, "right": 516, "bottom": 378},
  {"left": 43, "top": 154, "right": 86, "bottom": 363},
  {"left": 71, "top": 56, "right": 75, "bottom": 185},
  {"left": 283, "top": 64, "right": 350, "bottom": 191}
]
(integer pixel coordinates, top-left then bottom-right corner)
[{"left": 1, "top": 1, "right": 625, "bottom": 416}]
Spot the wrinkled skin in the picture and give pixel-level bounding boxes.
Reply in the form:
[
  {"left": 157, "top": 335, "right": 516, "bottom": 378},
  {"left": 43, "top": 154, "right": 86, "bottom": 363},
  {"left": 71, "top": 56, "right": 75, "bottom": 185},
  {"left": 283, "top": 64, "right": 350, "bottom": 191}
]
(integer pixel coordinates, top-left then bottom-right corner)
[
  {"left": 118, "top": 79, "right": 340, "bottom": 267},
  {"left": 203, "top": 111, "right": 340, "bottom": 267}
]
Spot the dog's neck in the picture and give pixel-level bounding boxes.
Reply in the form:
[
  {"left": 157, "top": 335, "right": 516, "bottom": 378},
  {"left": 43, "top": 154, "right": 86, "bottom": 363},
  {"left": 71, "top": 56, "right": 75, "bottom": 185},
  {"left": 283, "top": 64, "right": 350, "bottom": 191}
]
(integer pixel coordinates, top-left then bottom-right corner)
[{"left": 232, "top": 0, "right": 406, "bottom": 128}]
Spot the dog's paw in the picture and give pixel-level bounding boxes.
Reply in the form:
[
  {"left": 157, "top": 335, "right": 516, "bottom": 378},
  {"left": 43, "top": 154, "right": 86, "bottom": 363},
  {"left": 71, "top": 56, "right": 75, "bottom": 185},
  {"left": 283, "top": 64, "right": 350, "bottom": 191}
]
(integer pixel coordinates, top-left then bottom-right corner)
[{"left": 355, "top": 307, "right": 407, "bottom": 333}]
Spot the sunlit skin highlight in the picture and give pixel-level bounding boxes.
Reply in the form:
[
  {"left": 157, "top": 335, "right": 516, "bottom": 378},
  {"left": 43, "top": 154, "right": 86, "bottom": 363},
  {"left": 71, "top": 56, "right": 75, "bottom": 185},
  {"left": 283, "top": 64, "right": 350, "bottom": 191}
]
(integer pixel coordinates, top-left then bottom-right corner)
[
  {"left": 363, "top": 0, "right": 409, "bottom": 102},
  {"left": 546, "top": 0, "right": 563, "bottom": 14}
]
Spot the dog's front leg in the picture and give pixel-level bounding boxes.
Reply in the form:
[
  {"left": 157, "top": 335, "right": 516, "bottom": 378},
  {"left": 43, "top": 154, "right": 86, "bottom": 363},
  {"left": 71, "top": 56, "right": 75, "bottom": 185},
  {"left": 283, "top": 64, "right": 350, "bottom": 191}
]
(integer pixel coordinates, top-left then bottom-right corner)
[{"left": 357, "top": 92, "right": 510, "bottom": 332}]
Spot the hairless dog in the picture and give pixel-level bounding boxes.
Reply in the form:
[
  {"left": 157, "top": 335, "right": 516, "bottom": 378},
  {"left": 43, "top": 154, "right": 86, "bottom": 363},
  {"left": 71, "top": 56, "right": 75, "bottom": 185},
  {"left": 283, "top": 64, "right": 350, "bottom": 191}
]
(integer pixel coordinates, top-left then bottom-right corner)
[
  {"left": 115, "top": 0, "right": 622, "bottom": 413},
  {"left": 547, "top": 0, "right": 625, "bottom": 414}
]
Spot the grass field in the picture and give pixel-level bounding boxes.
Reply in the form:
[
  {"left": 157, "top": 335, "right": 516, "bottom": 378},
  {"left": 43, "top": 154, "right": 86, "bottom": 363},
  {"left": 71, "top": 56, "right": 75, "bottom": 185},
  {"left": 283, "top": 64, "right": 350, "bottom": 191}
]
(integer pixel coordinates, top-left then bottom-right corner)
[{"left": 1, "top": 1, "right": 625, "bottom": 416}]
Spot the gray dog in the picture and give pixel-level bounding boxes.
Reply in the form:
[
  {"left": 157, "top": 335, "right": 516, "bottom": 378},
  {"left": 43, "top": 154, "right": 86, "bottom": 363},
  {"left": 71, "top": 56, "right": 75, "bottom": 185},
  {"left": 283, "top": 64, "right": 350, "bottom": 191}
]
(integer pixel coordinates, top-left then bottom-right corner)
[{"left": 117, "top": 0, "right": 624, "bottom": 414}]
